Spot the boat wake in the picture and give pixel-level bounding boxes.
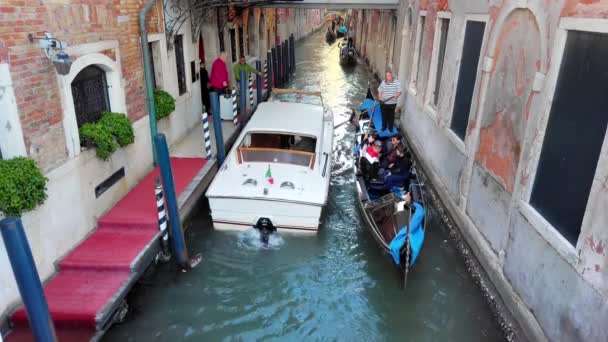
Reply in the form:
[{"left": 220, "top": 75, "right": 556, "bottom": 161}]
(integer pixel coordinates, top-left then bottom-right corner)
[{"left": 237, "top": 228, "right": 285, "bottom": 250}]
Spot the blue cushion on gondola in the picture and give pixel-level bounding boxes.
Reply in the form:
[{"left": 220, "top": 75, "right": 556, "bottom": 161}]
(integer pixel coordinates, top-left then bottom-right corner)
[
  {"left": 359, "top": 99, "right": 399, "bottom": 138},
  {"left": 389, "top": 202, "right": 425, "bottom": 267}
]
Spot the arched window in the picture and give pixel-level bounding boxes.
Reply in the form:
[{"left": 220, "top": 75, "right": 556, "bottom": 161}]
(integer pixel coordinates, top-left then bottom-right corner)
[
  {"left": 248, "top": 11, "right": 256, "bottom": 56},
  {"left": 71, "top": 65, "right": 110, "bottom": 128}
]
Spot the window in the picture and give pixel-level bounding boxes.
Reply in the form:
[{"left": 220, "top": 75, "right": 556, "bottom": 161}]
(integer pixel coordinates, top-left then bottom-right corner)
[
  {"left": 248, "top": 12, "right": 256, "bottom": 55},
  {"left": 238, "top": 26, "right": 245, "bottom": 57},
  {"left": 450, "top": 20, "right": 485, "bottom": 140},
  {"left": 410, "top": 14, "right": 426, "bottom": 90},
  {"left": 71, "top": 65, "right": 110, "bottom": 128},
  {"left": 229, "top": 28, "right": 237, "bottom": 63},
  {"left": 428, "top": 17, "right": 450, "bottom": 107},
  {"left": 148, "top": 41, "right": 163, "bottom": 88},
  {"left": 174, "top": 34, "right": 187, "bottom": 95},
  {"left": 530, "top": 30, "right": 608, "bottom": 245},
  {"left": 238, "top": 132, "right": 317, "bottom": 169}
]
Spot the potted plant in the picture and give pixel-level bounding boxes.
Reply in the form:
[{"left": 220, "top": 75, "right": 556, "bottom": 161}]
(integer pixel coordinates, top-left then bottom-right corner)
[
  {"left": 154, "top": 89, "right": 176, "bottom": 121},
  {"left": 79, "top": 112, "right": 135, "bottom": 160},
  {"left": 0, "top": 157, "right": 48, "bottom": 218}
]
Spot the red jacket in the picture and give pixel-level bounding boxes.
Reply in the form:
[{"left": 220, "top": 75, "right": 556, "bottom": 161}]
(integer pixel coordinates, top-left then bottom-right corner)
[
  {"left": 210, "top": 57, "right": 228, "bottom": 89},
  {"left": 364, "top": 145, "right": 379, "bottom": 163}
]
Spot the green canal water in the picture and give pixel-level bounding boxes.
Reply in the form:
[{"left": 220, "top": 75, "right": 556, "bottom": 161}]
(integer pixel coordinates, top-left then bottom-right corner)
[{"left": 103, "top": 30, "right": 506, "bottom": 342}]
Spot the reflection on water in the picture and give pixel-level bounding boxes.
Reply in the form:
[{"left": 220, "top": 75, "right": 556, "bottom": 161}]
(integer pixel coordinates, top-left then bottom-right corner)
[{"left": 103, "top": 31, "right": 505, "bottom": 342}]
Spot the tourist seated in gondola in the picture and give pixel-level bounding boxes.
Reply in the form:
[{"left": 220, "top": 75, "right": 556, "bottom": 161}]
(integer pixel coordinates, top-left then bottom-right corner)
[
  {"left": 381, "top": 135, "right": 402, "bottom": 169},
  {"left": 386, "top": 148, "right": 412, "bottom": 189},
  {"left": 359, "top": 140, "right": 383, "bottom": 181}
]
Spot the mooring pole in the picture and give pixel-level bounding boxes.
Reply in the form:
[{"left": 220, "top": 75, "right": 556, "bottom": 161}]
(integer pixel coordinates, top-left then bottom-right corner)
[
  {"left": 266, "top": 50, "right": 273, "bottom": 97},
  {"left": 283, "top": 41, "right": 289, "bottom": 83},
  {"left": 239, "top": 70, "right": 248, "bottom": 123},
  {"left": 290, "top": 34, "right": 296, "bottom": 73},
  {"left": 139, "top": 0, "right": 159, "bottom": 165},
  {"left": 1, "top": 218, "right": 57, "bottom": 342},
  {"left": 276, "top": 43, "right": 282, "bottom": 86},
  {"left": 255, "top": 60, "right": 263, "bottom": 104},
  {"left": 209, "top": 92, "right": 225, "bottom": 165},
  {"left": 154, "top": 134, "right": 189, "bottom": 269},
  {"left": 271, "top": 47, "right": 278, "bottom": 88}
]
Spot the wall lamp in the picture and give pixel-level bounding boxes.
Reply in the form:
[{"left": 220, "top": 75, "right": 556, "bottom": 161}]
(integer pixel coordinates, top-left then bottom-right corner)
[{"left": 27, "top": 32, "right": 73, "bottom": 76}]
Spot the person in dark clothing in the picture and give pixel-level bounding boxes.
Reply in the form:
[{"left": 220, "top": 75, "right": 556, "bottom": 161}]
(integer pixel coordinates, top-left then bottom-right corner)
[
  {"left": 381, "top": 135, "right": 402, "bottom": 169},
  {"left": 387, "top": 148, "right": 412, "bottom": 189},
  {"left": 200, "top": 62, "right": 211, "bottom": 112}
]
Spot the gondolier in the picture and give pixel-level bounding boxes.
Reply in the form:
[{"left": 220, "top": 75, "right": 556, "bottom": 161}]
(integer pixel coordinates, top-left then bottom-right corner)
[{"left": 377, "top": 70, "right": 402, "bottom": 132}]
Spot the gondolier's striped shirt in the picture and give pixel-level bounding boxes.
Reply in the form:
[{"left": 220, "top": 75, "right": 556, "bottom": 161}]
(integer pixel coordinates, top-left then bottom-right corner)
[{"left": 378, "top": 79, "right": 401, "bottom": 105}]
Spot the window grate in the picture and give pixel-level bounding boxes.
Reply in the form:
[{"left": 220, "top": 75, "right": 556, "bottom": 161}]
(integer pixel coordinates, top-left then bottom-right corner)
[
  {"left": 175, "top": 35, "right": 187, "bottom": 95},
  {"left": 71, "top": 65, "right": 110, "bottom": 128}
]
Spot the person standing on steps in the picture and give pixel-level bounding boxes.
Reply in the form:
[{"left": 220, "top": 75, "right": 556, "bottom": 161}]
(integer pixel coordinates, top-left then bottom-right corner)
[
  {"left": 210, "top": 51, "right": 229, "bottom": 95},
  {"left": 377, "top": 70, "right": 402, "bottom": 132}
]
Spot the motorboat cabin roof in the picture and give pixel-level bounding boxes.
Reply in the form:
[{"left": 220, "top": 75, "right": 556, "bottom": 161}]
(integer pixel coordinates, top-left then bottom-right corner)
[{"left": 247, "top": 101, "right": 324, "bottom": 138}]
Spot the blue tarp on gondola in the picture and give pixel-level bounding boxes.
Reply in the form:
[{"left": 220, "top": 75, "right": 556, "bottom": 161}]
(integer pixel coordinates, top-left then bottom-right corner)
[
  {"left": 338, "top": 26, "right": 347, "bottom": 33},
  {"left": 389, "top": 201, "right": 425, "bottom": 267},
  {"left": 359, "top": 99, "right": 399, "bottom": 138}
]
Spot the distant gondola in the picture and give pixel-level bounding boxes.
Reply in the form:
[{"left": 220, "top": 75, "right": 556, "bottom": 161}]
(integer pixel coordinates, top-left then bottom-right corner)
[
  {"left": 339, "top": 41, "right": 357, "bottom": 66},
  {"left": 337, "top": 26, "right": 347, "bottom": 38},
  {"left": 326, "top": 29, "right": 336, "bottom": 43},
  {"left": 351, "top": 88, "right": 426, "bottom": 288}
]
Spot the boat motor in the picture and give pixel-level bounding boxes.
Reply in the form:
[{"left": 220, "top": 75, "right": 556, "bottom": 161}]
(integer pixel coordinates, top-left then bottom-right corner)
[{"left": 254, "top": 217, "right": 277, "bottom": 246}]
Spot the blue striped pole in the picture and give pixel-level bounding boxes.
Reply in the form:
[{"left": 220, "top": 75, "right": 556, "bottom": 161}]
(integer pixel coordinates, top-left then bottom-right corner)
[
  {"left": 155, "top": 177, "right": 170, "bottom": 260},
  {"left": 231, "top": 88, "right": 238, "bottom": 125},
  {"left": 154, "top": 134, "right": 189, "bottom": 269},
  {"left": 1, "top": 217, "right": 57, "bottom": 342},
  {"left": 210, "top": 92, "right": 225, "bottom": 164},
  {"left": 201, "top": 110, "right": 212, "bottom": 159}
]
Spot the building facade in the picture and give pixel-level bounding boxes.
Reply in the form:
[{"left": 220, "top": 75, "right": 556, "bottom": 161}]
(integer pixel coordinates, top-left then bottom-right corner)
[
  {"left": 355, "top": 0, "right": 608, "bottom": 340},
  {"left": 0, "top": 0, "right": 324, "bottom": 327}
]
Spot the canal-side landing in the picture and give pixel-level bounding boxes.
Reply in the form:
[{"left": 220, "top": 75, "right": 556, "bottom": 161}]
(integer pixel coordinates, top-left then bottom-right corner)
[{"left": 5, "top": 117, "right": 240, "bottom": 341}]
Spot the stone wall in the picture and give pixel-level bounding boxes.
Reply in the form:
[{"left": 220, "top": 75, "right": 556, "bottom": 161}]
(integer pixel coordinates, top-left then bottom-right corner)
[{"left": 358, "top": 0, "right": 608, "bottom": 341}]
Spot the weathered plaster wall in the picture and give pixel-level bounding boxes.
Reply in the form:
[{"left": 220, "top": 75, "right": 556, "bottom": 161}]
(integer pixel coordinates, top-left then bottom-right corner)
[{"left": 354, "top": 0, "right": 608, "bottom": 340}]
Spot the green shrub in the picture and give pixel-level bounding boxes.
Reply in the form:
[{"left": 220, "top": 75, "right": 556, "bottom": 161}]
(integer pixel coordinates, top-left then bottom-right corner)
[
  {"left": 0, "top": 157, "right": 48, "bottom": 217},
  {"left": 154, "top": 89, "right": 176, "bottom": 120},
  {"left": 79, "top": 122, "right": 117, "bottom": 160},
  {"left": 99, "top": 112, "right": 134, "bottom": 147}
]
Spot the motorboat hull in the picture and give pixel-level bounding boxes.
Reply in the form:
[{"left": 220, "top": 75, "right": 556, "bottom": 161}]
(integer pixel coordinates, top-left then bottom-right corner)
[{"left": 208, "top": 196, "right": 324, "bottom": 233}]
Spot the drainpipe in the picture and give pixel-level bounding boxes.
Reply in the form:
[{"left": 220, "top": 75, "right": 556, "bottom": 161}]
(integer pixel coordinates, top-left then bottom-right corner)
[{"left": 139, "top": 0, "right": 159, "bottom": 165}]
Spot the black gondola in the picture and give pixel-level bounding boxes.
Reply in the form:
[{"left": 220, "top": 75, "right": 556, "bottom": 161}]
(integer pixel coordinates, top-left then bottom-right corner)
[
  {"left": 339, "top": 41, "right": 357, "bottom": 66},
  {"left": 326, "top": 29, "right": 336, "bottom": 43},
  {"left": 351, "top": 87, "right": 427, "bottom": 288}
]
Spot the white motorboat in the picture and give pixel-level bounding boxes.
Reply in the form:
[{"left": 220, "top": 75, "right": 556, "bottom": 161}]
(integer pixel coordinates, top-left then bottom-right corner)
[{"left": 206, "top": 89, "right": 334, "bottom": 234}]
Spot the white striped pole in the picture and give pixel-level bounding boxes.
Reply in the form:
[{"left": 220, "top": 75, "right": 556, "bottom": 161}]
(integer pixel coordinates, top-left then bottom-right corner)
[
  {"left": 248, "top": 73, "right": 254, "bottom": 109},
  {"left": 231, "top": 87, "right": 238, "bottom": 125},
  {"left": 201, "top": 111, "right": 212, "bottom": 159},
  {"left": 155, "top": 177, "right": 170, "bottom": 260},
  {"left": 263, "top": 60, "right": 268, "bottom": 90}
]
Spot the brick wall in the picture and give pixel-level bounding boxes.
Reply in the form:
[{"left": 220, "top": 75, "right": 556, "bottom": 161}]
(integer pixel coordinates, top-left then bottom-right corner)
[{"left": 0, "top": 0, "right": 164, "bottom": 172}]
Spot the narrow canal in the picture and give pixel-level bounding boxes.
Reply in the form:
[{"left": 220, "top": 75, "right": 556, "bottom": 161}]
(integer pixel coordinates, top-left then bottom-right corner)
[{"left": 104, "top": 30, "right": 506, "bottom": 341}]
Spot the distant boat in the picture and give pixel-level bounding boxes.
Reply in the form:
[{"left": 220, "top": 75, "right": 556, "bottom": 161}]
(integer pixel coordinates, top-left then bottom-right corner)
[
  {"left": 337, "top": 26, "right": 347, "bottom": 38},
  {"left": 206, "top": 89, "right": 334, "bottom": 237},
  {"left": 326, "top": 30, "right": 336, "bottom": 43},
  {"left": 339, "top": 41, "right": 357, "bottom": 66},
  {"left": 352, "top": 88, "right": 427, "bottom": 288}
]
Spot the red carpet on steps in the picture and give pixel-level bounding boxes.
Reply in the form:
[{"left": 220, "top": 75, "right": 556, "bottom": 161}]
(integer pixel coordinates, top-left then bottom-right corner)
[{"left": 7, "top": 157, "right": 206, "bottom": 340}]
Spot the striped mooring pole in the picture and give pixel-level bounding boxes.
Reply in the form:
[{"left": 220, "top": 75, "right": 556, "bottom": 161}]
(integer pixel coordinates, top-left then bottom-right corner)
[
  {"left": 231, "top": 87, "right": 238, "bottom": 125},
  {"left": 248, "top": 73, "right": 254, "bottom": 109},
  {"left": 155, "top": 177, "right": 170, "bottom": 260},
  {"left": 201, "top": 110, "right": 212, "bottom": 159},
  {"left": 263, "top": 59, "right": 268, "bottom": 90}
]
